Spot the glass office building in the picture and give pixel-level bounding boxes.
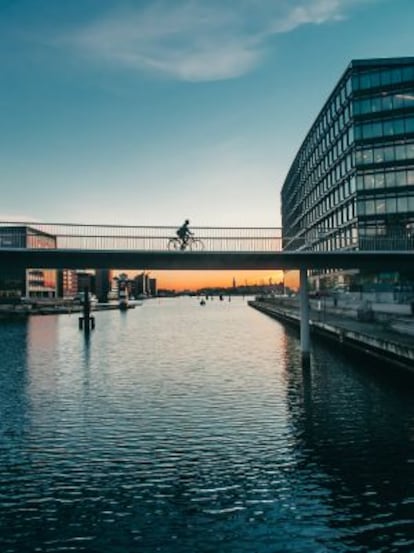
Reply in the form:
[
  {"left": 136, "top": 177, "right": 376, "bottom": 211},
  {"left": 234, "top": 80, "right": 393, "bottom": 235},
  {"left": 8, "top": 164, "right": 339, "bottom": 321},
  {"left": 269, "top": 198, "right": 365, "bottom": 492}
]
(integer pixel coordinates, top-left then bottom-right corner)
[{"left": 281, "top": 57, "right": 414, "bottom": 288}]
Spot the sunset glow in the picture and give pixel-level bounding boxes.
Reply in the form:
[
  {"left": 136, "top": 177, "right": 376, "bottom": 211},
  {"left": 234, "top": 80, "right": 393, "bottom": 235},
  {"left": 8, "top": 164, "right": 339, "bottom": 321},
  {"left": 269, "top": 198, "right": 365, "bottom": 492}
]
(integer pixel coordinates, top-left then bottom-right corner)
[{"left": 112, "top": 269, "right": 299, "bottom": 292}]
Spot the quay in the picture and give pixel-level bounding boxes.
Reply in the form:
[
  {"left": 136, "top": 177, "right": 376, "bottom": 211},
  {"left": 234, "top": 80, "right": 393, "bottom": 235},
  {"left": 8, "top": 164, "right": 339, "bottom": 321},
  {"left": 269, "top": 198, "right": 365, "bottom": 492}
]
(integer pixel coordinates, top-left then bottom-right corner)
[
  {"left": 249, "top": 298, "right": 414, "bottom": 375},
  {"left": 0, "top": 299, "right": 136, "bottom": 318}
]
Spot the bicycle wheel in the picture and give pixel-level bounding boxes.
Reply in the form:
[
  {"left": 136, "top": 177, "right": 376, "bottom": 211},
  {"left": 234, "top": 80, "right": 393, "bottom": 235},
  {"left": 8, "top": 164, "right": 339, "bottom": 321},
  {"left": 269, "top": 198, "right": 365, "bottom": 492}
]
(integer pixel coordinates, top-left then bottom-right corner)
[
  {"left": 167, "top": 238, "right": 182, "bottom": 251},
  {"left": 189, "top": 239, "right": 204, "bottom": 251}
]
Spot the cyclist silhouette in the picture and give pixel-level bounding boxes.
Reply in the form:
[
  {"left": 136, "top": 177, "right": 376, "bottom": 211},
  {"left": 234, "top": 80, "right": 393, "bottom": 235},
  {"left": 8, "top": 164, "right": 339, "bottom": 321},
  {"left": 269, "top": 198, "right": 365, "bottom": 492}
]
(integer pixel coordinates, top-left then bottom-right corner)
[
  {"left": 176, "top": 219, "right": 193, "bottom": 250},
  {"left": 168, "top": 220, "right": 203, "bottom": 251}
]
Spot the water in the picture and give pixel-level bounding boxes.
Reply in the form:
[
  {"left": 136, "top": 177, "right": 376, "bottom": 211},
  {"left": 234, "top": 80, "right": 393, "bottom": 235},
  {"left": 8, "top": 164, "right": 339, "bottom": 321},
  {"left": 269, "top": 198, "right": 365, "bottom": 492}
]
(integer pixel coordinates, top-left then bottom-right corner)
[{"left": 0, "top": 297, "right": 413, "bottom": 553}]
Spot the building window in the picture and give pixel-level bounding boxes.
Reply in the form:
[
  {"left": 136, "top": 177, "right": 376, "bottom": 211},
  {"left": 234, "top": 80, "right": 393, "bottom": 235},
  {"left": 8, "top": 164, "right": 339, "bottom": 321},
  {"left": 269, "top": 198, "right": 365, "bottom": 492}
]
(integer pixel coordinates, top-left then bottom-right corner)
[
  {"left": 376, "top": 199, "right": 386, "bottom": 214},
  {"left": 387, "top": 197, "right": 397, "bottom": 213},
  {"left": 385, "top": 171, "right": 396, "bottom": 187},
  {"left": 397, "top": 196, "right": 408, "bottom": 212}
]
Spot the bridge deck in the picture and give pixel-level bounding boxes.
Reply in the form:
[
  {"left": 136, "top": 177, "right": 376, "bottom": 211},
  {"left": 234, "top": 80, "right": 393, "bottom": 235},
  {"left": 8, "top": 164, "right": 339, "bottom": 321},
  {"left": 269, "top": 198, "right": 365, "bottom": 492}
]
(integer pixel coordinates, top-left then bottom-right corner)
[{"left": 1, "top": 248, "right": 413, "bottom": 271}]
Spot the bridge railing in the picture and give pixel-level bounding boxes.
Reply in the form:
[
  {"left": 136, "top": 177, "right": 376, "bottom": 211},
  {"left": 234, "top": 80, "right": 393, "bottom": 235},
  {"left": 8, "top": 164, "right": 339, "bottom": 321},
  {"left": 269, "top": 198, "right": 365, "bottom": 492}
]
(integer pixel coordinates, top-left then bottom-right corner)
[
  {"left": 0, "top": 222, "right": 413, "bottom": 252},
  {"left": 0, "top": 222, "right": 284, "bottom": 252},
  {"left": 284, "top": 227, "right": 414, "bottom": 252}
]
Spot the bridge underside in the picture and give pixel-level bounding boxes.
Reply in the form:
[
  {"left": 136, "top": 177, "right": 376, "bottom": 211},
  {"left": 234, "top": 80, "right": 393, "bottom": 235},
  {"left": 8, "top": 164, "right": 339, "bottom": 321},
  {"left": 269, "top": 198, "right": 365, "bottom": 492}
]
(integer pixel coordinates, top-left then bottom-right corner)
[{"left": 1, "top": 249, "right": 413, "bottom": 271}]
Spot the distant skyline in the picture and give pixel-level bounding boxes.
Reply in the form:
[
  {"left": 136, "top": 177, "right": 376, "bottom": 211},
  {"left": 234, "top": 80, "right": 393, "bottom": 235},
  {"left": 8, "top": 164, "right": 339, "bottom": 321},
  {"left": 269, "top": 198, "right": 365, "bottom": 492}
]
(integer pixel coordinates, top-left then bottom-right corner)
[
  {"left": 112, "top": 269, "right": 289, "bottom": 294},
  {"left": 1, "top": 0, "right": 413, "bottom": 228}
]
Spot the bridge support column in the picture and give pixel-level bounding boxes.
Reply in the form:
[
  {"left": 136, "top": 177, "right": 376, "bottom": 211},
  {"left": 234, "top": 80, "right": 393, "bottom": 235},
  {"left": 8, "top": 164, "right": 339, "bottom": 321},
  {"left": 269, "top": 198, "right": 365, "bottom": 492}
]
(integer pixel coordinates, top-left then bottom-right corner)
[{"left": 299, "top": 268, "right": 310, "bottom": 367}]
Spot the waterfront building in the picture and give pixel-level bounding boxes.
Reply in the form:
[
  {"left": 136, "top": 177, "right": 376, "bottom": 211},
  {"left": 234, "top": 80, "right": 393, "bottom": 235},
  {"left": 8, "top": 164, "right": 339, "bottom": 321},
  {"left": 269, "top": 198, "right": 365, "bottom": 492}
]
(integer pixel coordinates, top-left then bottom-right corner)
[
  {"left": 134, "top": 272, "right": 150, "bottom": 297},
  {"left": 148, "top": 277, "right": 157, "bottom": 297},
  {"left": 281, "top": 57, "right": 414, "bottom": 290},
  {"left": 57, "top": 269, "right": 78, "bottom": 299},
  {"left": 0, "top": 225, "right": 57, "bottom": 298}
]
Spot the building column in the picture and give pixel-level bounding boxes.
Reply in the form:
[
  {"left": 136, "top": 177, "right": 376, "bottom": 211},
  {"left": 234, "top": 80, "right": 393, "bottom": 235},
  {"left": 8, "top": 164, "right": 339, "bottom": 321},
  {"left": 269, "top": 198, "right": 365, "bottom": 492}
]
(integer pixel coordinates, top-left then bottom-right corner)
[{"left": 299, "top": 267, "right": 310, "bottom": 366}]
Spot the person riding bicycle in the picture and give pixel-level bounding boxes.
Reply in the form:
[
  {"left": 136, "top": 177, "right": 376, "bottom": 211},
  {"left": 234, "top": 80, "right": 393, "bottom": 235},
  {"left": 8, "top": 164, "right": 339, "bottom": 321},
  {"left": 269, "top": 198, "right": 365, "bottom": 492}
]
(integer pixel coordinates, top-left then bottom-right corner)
[{"left": 176, "top": 219, "right": 193, "bottom": 250}]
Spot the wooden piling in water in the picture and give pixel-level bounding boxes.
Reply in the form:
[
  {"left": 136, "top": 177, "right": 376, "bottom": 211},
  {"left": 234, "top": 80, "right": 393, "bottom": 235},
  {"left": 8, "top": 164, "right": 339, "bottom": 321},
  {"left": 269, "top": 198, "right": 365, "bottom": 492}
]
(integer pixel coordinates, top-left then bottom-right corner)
[{"left": 78, "top": 286, "right": 95, "bottom": 332}]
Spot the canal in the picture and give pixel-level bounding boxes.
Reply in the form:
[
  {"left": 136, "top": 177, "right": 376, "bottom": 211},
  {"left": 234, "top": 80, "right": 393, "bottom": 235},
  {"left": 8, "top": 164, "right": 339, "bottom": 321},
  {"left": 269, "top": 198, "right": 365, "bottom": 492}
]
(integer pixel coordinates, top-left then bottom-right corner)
[{"left": 0, "top": 297, "right": 413, "bottom": 552}]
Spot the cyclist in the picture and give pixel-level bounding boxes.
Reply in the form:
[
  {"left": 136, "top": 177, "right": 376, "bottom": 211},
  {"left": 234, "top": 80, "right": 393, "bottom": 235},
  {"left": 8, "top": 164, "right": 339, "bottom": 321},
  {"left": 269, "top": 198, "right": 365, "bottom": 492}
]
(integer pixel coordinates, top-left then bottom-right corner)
[{"left": 176, "top": 219, "right": 193, "bottom": 250}]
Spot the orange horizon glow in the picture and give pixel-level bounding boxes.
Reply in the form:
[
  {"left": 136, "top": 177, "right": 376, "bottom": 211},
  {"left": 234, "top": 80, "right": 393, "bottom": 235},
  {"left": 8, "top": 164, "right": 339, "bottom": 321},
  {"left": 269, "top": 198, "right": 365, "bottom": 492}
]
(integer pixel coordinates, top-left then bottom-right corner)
[{"left": 111, "top": 270, "right": 299, "bottom": 291}]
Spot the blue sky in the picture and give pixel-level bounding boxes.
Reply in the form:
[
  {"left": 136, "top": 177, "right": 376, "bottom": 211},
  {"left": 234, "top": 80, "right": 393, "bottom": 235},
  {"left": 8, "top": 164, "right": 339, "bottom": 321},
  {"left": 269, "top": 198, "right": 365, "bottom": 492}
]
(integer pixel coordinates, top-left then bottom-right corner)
[{"left": 1, "top": 0, "right": 413, "bottom": 228}]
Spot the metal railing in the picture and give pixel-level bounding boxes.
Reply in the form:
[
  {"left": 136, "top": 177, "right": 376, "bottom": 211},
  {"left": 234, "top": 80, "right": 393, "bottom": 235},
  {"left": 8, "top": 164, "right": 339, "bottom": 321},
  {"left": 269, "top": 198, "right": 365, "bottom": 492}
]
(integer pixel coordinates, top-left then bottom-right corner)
[
  {"left": 0, "top": 222, "right": 413, "bottom": 252},
  {"left": 283, "top": 225, "right": 414, "bottom": 252},
  {"left": 0, "top": 222, "right": 283, "bottom": 252}
]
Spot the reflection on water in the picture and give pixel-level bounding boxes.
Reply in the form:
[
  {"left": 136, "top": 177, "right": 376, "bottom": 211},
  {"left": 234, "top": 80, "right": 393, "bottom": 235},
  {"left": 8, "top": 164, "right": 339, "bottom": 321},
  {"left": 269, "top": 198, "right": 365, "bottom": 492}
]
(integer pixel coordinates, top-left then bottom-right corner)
[{"left": 0, "top": 297, "right": 413, "bottom": 553}]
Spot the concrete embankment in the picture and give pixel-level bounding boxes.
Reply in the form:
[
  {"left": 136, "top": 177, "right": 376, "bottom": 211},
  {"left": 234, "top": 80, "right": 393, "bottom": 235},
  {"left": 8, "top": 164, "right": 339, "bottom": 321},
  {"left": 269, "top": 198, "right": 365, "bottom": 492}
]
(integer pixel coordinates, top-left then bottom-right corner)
[
  {"left": 249, "top": 300, "right": 414, "bottom": 375},
  {"left": 0, "top": 302, "right": 135, "bottom": 318}
]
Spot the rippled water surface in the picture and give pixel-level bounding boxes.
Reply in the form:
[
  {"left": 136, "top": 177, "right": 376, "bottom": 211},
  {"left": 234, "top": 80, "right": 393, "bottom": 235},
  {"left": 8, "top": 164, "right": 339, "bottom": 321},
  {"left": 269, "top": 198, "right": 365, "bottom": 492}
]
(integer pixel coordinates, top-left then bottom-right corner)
[{"left": 0, "top": 297, "right": 413, "bottom": 552}]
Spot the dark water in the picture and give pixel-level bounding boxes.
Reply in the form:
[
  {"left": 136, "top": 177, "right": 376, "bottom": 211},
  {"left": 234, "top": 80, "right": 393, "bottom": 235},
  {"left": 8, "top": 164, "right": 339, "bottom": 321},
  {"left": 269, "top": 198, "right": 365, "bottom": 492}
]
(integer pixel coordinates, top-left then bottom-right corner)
[{"left": 0, "top": 297, "right": 413, "bottom": 553}]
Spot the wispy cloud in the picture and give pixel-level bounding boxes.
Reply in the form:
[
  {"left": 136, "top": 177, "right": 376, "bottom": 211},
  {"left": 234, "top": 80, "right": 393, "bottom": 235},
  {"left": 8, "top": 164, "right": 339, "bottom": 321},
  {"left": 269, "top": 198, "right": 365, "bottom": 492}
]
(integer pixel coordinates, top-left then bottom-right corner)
[{"left": 57, "top": 0, "right": 374, "bottom": 81}]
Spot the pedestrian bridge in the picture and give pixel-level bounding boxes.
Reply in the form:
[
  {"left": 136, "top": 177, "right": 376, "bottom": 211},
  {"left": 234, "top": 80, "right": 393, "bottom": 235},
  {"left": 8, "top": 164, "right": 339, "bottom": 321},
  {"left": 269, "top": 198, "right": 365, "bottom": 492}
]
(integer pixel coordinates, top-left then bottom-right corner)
[{"left": 0, "top": 221, "right": 413, "bottom": 271}]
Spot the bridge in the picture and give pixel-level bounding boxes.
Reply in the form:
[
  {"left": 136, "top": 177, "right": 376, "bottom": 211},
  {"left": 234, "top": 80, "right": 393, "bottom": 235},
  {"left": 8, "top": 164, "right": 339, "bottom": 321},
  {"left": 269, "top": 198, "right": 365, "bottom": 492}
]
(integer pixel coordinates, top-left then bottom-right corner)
[
  {"left": 1, "top": 221, "right": 413, "bottom": 365},
  {"left": 0, "top": 221, "right": 413, "bottom": 271}
]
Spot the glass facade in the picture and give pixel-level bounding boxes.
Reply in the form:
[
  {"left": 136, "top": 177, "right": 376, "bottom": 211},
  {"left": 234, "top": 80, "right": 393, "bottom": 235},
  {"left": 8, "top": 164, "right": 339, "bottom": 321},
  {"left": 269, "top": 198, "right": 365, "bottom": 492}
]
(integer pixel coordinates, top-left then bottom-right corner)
[{"left": 281, "top": 58, "right": 414, "bottom": 255}]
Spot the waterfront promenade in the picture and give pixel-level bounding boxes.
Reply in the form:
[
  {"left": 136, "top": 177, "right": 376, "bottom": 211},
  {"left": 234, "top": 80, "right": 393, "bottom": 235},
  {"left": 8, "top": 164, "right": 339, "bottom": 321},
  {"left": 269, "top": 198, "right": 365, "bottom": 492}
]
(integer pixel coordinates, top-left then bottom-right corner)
[
  {"left": 249, "top": 297, "right": 414, "bottom": 374},
  {"left": 0, "top": 298, "right": 138, "bottom": 317}
]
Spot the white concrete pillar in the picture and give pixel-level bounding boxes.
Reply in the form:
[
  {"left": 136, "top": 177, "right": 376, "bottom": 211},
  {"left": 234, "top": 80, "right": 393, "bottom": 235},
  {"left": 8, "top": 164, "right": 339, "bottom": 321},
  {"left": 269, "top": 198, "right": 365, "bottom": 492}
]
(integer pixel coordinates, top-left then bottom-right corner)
[{"left": 299, "top": 267, "right": 310, "bottom": 366}]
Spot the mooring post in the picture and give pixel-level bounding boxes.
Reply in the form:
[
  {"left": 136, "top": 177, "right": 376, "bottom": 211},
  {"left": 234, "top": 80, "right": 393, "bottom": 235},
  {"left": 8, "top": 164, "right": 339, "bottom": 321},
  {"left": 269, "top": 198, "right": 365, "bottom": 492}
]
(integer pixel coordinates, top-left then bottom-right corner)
[
  {"left": 299, "top": 267, "right": 310, "bottom": 367},
  {"left": 79, "top": 286, "right": 95, "bottom": 332},
  {"left": 84, "top": 286, "right": 91, "bottom": 333}
]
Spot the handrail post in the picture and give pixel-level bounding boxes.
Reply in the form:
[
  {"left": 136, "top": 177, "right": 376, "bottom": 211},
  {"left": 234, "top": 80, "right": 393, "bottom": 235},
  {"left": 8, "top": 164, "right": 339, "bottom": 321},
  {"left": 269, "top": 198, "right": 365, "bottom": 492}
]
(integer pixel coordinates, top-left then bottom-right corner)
[{"left": 299, "top": 267, "right": 310, "bottom": 367}]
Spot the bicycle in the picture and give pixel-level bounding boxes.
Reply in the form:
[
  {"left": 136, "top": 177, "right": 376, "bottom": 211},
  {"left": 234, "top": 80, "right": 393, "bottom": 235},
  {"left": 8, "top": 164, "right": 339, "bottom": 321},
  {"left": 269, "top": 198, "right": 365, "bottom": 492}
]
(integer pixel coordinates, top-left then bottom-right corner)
[{"left": 167, "top": 235, "right": 205, "bottom": 251}]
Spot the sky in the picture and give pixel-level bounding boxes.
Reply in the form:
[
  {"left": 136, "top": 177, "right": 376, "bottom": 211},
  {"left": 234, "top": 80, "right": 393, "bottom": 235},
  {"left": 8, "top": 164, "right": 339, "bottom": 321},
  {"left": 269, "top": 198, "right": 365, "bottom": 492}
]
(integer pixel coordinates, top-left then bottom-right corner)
[{"left": 1, "top": 0, "right": 413, "bottom": 289}]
